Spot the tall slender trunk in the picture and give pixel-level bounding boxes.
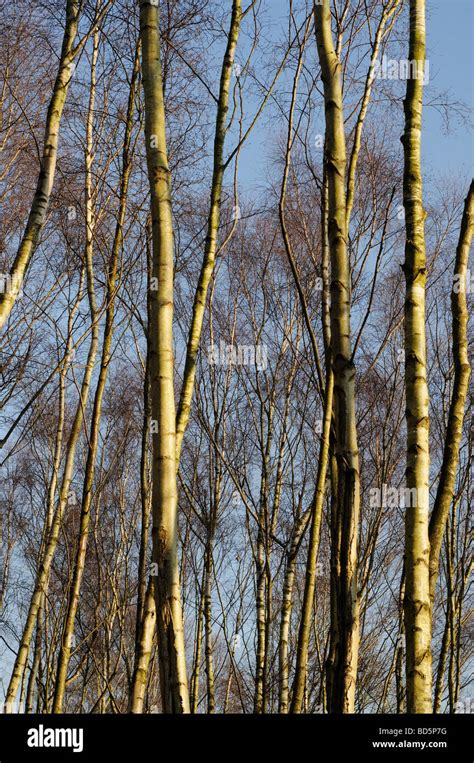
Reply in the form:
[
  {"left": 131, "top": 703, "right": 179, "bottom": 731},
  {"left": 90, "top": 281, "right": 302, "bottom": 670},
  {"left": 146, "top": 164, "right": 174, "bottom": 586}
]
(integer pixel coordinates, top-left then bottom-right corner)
[
  {"left": 253, "top": 403, "right": 274, "bottom": 713},
  {"left": 278, "top": 521, "right": 300, "bottom": 713},
  {"left": 203, "top": 538, "right": 215, "bottom": 713},
  {"left": 401, "top": 0, "right": 432, "bottom": 714},
  {"left": 133, "top": 1, "right": 242, "bottom": 709},
  {"left": 52, "top": 36, "right": 138, "bottom": 713},
  {"left": 5, "top": 250, "right": 100, "bottom": 712},
  {"left": 129, "top": 228, "right": 156, "bottom": 712},
  {"left": 254, "top": 520, "right": 266, "bottom": 713},
  {"left": 5, "top": 159, "right": 99, "bottom": 710},
  {"left": 175, "top": 0, "right": 242, "bottom": 460},
  {"left": 446, "top": 510, "right": 456, "bottom": 712},
  {"left": 136, "top": 348, "right": 152, "bottom": 638},
  {"left": 291, "top": 372, "right": 333, "bottom": 713},
  {"left": 25, "top": 596, "right": 44, "bottom": 713},
  {"left": 129, "top": 348, "right": 155, "bottom": 713},
  {"left": 190, "top": 569, "right": 205, "bottom": 713},
  {"left": 52, "top": 27, "right": 99, "bottom": 713},
  {"left": 433, "top": 606, "right": 450, "bottom": 714},
  {"left": 314, "top": 0, "right": 360, "bottom": 713},
  {"left": 0, "top": 0, "right": 80, "bottom": 328},
  {"left": 428, "top": 181, "right": 473, "bottom": 600},
  {"left": 129, "top": 579, "right": 156, "bottom": 713},
  {"left": 139, "top": 0, "right": 189, "bottom": 713}
]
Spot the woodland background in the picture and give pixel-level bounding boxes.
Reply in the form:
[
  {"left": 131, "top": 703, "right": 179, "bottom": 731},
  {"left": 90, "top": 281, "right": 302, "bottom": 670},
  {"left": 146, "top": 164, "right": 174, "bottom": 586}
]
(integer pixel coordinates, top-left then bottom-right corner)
[{"left": 0, "top": 0, "right": 472, "bottom": 714}]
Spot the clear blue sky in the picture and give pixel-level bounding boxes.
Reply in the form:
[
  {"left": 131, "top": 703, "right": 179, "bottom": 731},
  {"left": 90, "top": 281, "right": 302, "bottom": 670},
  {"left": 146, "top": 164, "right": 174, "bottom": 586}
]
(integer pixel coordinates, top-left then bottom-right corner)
[{"left": 424, "top": 0, "right": 473, "bottom": 176}]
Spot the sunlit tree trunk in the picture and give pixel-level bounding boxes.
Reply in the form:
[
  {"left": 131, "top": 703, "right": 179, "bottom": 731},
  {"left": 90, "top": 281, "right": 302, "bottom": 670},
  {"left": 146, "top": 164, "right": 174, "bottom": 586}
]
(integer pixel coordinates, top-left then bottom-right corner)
[
  {"left": 25, "top": 596, "right": 44, "bottom": 713},
  {"left": 139, "top": 0, "right": 189, "bottom": 713},
  {"left": 130, "top": 335, "right": 155, "bottom": 713},
  {"left": 253, "top": 398, "right": 275, "bottom": 714},
  {"left": 345, "top": 0, "right": 402, "bottom": 225},
  {"left": 130, "top": 579, "right": 156, "bottom": 713},
  {"left": 428, "top": 181, "right": 473, "bottom": 600},
  {"left": 175, "top": 0, "right": 242, "bottom": 459},
  {"left": 52, "top": 36, "right": 139, "bottom": 713},
  {"left": 136, "top": 344, "right": 152, "bottom": 641},
  {"left": 278, "top": 520, "right": 300, "bottom": 713},
  {"left": 314, "top": 0, "right": 361, "bottom": 713},
  {"left": 401, "top": 0, "right": 432, "bottom": 714},
  {"left": 279, "top": 21, "right": 334, "bottom": 712},
  {"left": 254, "top": 510, "right": 267, "bottom": 712},
  {"left": 291, "top": 372, "right": 333, "bottom": 713},
  {"left": 5, "top": 234, "right": 100, "bottom": 713},
  {"left": 0, "top": 0, "right": 80, "bottom": 328}
]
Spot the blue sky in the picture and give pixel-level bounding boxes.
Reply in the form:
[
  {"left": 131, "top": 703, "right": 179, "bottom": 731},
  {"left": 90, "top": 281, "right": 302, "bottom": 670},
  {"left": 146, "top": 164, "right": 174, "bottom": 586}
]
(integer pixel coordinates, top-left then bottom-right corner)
[
  {"left": 234, "top": 0, "right": 473, "bottom": 194},
  {"left": 424, "top": 0, "right": 473, "bottom": 176}
]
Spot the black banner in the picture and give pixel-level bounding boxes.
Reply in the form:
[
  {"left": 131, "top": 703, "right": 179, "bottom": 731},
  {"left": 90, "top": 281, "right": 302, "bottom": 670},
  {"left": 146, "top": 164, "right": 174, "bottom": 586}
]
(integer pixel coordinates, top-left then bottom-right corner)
[{"left": 0, "top": 713, "right": 470, "bottom": 762}]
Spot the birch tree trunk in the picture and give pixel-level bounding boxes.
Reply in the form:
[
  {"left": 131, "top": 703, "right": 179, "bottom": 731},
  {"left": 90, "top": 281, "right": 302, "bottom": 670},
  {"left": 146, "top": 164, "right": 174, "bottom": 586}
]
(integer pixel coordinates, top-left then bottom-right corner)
[
  {"left": 428, "top": 181, "right": 473, "bottom": 600},
  {"left": 52, "top": 36, "right": 139, "bottom": 713},
  {"left": 203, "top": 538, "right": 216, "bottom": 713},
  {"left": 278, "top": 519, "right": 301, "bottom": 713},
  {"left": 175, "top": 0, "right": 242, "bottom": 460},
  {"left": 401, "top": 0, "right": 432, "bottom": 714},
  {"left": 129, "top": 579, "right": 156, "bottom": 713},
  {"left": 0, "top": 0, "right": 80, "bottom": 328},
  {"left": 314, "top": 0, "right": 361, "bottom": 713},
  {"left": 131, "top": 2, "right": 243, "bottom": 710},
  {"left": 5, "top": 244, "right": 100, "bottom": 712},
  {"left": 130, "top": 342, "right": 155, "bottom": 713},
  {"left": 277, "top": 18, "right": 333, "bottom": 712},
  {"left": 291, "top": 372, "right": 333, "bottom": 713},
  {"left": 139, "top": 0, "right": 189, "bottom": 714},
  {"left": 190, "top": 570, "right": 205, "bottom": 713}
]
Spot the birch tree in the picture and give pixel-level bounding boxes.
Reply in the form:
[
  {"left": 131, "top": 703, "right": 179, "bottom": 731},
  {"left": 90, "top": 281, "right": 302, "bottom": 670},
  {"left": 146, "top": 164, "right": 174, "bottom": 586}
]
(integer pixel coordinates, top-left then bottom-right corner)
[
  {"left": 139, "top": 0, "right": 190, "bottom": 713},
  {"left": 401, "top": 0, "right": 432, "bottom": 714},
  {"left": 0, "top": 0, "right": 112, "bottom": 329},
  {"left": 314, "top": 0, "right": 361, "bottom": 713},
  {"left": 428, "top": 181, "right": 473, "bottom": 600},
  {"left": 52, "top": 36, "right": 140, "bottom": 713}
]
